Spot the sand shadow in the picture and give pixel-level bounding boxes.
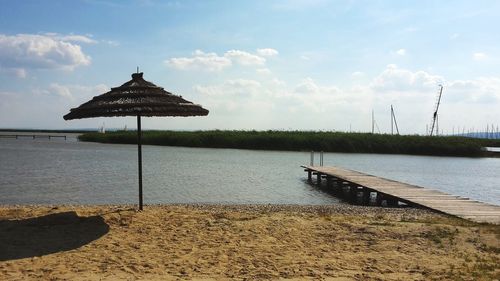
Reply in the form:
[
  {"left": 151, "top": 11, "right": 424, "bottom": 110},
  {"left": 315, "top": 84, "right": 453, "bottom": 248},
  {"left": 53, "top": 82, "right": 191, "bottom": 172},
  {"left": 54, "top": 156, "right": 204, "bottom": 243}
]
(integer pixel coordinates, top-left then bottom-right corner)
[{"left": 0, "top": 211, "right": 109, "bottom": 261}]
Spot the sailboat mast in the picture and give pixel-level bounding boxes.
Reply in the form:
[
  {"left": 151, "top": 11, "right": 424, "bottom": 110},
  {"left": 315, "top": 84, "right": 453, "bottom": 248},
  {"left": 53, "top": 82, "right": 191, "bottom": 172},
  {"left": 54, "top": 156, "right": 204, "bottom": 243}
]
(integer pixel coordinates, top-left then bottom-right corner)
[
  {"left": 372, "top": 110, "right": 374, "bottom": 134},
  {"left": 391, "top": 105, "right": 394, "bottom": 135}
]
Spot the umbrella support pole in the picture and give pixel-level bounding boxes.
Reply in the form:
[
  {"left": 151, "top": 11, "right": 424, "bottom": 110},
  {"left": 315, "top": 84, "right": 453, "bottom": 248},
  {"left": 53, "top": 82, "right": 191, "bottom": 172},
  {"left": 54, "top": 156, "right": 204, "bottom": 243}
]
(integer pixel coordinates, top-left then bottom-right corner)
[{"left": 137, "top": 115, "right": 143, "bottom": 211}]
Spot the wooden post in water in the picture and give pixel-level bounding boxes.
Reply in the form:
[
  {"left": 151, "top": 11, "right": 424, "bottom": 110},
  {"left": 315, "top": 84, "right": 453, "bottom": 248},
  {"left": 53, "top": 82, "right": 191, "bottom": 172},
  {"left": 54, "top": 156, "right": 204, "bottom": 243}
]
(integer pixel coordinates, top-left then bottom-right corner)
[
  {"left": 362, "top": 188, "right": 371, "bottom": 205},
  {"left": 386, "top": 196, "right": 398, "bottom": 207},
  {"left": 326, "top": 176, "right": 332, "bottom": 188},
  {"left": 350, "top": 186, "right": 360, "bottom": 203},
  {"left": 367, "top": 191, "right": 376, "bottom": 206},
  {"left": 354, "top": 186, "right": 364, "bottom": 204},
  {"left": 332, "top": 178, "right": 340, "bottom": 194},
  {"left": 376, "top": 192, "right": 384, "bottom": 206},
  {"left": 341, "top": 182, "right": 350, "bottom": 198}
]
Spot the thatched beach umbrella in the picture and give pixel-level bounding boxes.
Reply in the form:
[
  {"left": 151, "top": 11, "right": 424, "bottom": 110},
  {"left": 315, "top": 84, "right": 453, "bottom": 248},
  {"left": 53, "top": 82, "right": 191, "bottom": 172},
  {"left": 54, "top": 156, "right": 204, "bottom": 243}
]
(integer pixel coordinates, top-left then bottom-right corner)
[{"left": 64, "top": 72, "right": 209, "bottom": 210}]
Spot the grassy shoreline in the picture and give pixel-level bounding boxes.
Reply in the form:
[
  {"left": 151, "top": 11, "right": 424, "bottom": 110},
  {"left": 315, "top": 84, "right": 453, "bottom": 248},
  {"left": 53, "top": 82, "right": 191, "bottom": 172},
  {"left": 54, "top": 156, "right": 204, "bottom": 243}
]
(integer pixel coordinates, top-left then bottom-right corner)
[{"left": 78, "top": 130, "right": 500, "bottom": 157}]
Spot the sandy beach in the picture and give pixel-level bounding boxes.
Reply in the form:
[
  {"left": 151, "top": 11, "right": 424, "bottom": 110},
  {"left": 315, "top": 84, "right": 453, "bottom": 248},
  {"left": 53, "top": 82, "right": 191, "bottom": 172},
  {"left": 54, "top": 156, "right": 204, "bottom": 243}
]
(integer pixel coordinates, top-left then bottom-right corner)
[{"left": 0, "top": 204, "right": 498, "bottom": 280}]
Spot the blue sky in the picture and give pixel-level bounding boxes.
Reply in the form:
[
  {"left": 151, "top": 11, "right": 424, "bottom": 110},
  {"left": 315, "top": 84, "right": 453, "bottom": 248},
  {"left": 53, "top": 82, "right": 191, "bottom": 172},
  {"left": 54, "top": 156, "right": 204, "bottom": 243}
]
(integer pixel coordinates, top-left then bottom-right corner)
[{"left": 1, "top": 0, "right": 499, "bottom": 134}]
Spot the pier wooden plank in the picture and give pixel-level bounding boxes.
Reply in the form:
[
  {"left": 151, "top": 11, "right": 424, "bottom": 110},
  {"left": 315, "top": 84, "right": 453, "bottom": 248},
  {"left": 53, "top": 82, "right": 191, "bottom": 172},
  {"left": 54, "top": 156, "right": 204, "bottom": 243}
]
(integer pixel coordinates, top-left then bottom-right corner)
[{"left": 301, "top": 165, "right": 500, "bottom": 224}]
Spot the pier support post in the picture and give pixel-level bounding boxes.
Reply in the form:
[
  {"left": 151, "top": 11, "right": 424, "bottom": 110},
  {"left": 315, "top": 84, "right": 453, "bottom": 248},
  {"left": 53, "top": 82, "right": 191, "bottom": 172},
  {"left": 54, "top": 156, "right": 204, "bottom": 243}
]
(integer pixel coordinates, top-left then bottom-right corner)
[
  {"left": 341, "top": 182, "right": 350, "bottom": 198},
  {"left": 386, "top": 196, "right": 398, "bottom": 207},
  {"left": 354, "top": 186, "right": 365, "bottom": 205},
  {"left": 349, "top": 185, "right": 356, "bottom": 202},
  {"left": 351, "top": 186, "right": 363, "bottom": 204},
  {"left": 326, "top": 176, "right": 332, "bottom": 188},
  {"left": 376, "top": 193, "right": 398, "bottom": 207},
  {"left": 316, "top": 173, "right": 322, "bottom": 185},
  {"left": 332, "top": 178, "right": 340, "bottom": 194},
  {"left": 362, "top": 188, "right": 371, "bottom": 205},
  {"left": 376, "top": 192, "right": 384, "bottom": 206},
  {"left": 307, "top": 170, "right": 312, "bottom": 181}
]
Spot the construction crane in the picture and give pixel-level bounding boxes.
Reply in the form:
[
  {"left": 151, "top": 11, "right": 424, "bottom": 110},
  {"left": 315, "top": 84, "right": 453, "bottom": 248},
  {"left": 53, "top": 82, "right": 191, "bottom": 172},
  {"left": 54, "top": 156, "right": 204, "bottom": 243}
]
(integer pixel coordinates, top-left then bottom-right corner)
[{"left": 429, "top": 85, "right": 443, "bottom": 136}]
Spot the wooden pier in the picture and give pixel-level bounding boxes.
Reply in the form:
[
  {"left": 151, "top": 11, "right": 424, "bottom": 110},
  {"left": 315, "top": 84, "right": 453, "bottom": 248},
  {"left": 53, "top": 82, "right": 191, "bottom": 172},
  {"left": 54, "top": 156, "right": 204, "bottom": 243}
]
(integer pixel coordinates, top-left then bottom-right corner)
[
  {"left": 302, "top": 165, "right": 500, "bottom": 224},
  {"left": 0, "top": 134, "right": 67, "bottom": 140}
]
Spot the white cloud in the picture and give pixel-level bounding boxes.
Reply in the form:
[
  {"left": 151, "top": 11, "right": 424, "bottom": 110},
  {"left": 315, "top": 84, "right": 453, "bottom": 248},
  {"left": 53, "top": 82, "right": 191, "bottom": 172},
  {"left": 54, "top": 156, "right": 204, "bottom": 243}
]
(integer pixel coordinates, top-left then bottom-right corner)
[
  {"left": 473, "top": 52, "right": 487, "bottom": 60},
  {"left": 294, "top": 78, "right": 321, "bottom": 94},
  {"left": 371, "top": 64, "right": 443, "bottom": 93},
  {"left": 256, "top": 48, "right": 279, "bottom": 57},
  {"left": 35, "top": 83, "right": 108, "bottom": 102},
  {"left": 224, "top": 50, "right": 266, "bottom": 65},
  {"left": 450, "top": 33, "right": 460, "bottom": 40},
  {"left": 396, "top": 49, "right": 406, "bottom": 56},
  {"left": 0, "top": 33, "right": 91, "bottom": 73},
  {"left": 44, "top": 33, "right": 97, "bottom": 44},
  {"left": 75, "top": 70, "right": 500, "bottom": 132},
  {"left": 256, "top": 68, "right": 272, "bottom": 75},
  {"left": 447, "top": 77, "right": 500, "bottom": 104},
  {"left": 49, "top": 83, "right": 74, "bottom": 99},
  {"left": 196, "top": 75, "right": 361, "bottom": 123},
  {"left": 351, "top": 71, "right": 364, "bottom": 78},
  {"left": 300, "top": 55, "right": 310, "bottom": 60},
  {"left": 15, "top": 68, "right": 26, "bottom": 78},
  {"left": 271, "top": 78, "right": 286, "bottom": 87},
  {"left": 194, "top": 79, "right": 261, "bottom": 98},
  {"left": 43, "top": 33, "right": 119, "bottom": 46},
  {"left": 166, "top": 49, "right": 267, "bottom": 71},
  {"left": 0, "top": 67, "right": 27, "bottom": 78},
  {"left": 225, "top": 79, "right": 261, "bottom": 88},
  {"left": 193, "top": 78, "right": 271, "bottom": 119},
  {"left": 367, "top": 66, "right": 500, "bottom": 133},
  {"left": 165, "top": 50, "right": 232, "bottom": 72},
  {"left": 291, "top": 78, "right": 355, "bottom": 114},
  {"left": 0, "top": 83, "right": 108, "bottom": 129},
  {"left": 102, "top": 40, "right": 120, "bottom": 46},
  {"left": 61, "top": 35, "right": 96, "bottom": 44},
  {"left": 3, "top": 62, "right": 499, "bottom": 132}
]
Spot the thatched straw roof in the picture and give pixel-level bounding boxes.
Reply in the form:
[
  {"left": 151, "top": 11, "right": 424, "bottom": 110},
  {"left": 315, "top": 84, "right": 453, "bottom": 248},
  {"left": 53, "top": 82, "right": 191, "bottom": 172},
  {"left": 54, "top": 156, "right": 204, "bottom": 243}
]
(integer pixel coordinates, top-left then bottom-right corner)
[{"left": 63, "top": 73, "right": 208, "bottom": 120}]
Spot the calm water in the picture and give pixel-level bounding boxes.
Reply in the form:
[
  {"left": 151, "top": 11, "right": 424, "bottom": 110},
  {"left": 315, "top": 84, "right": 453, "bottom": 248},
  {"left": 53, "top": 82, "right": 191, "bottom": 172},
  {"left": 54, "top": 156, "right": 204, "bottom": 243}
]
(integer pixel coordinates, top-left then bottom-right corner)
[{"left": 0, "top": 135, "right": 499, "bottom": 205}]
